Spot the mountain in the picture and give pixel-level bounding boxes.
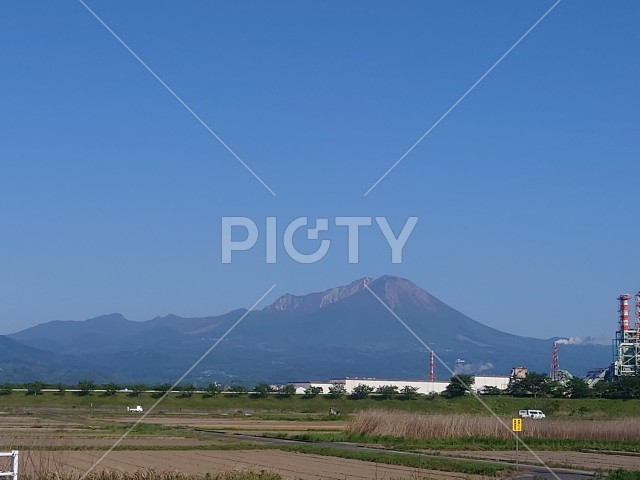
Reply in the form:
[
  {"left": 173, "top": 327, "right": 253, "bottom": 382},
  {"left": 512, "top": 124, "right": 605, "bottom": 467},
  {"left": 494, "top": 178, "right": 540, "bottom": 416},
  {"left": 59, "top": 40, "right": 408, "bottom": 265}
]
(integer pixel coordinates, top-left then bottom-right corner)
[
  {"left": 264, "top": 277, "right": 373, "bottom": 313},
  {"left": 4, "top": 276, "right": 611, "bottom": 384},
  {"left": 0, "top": 335, "right": 103, "bottom": 383}
]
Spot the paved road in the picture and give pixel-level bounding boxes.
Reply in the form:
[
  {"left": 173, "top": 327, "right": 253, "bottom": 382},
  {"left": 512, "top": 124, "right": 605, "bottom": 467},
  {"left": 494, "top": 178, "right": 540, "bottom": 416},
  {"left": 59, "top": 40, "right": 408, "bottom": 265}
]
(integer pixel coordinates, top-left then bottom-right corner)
[{"left": 197, "top": 430, "right": 596, "bottom": 480}]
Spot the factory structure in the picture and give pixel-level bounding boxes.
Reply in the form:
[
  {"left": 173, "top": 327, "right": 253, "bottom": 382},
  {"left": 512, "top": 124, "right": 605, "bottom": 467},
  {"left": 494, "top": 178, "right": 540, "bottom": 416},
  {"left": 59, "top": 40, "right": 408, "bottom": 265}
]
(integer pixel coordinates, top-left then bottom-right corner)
[
  {"left": 292, "top": 353, "right": 511, "bottom": 395},
  {"left": 294, "top": 291, "right": 640, "bottom": 395},
  {"left": 546, "top": 292, "right": 640, "bottom": 384},
  {"left": 613, "top": 292, "right": 640, "bottom": 378}
]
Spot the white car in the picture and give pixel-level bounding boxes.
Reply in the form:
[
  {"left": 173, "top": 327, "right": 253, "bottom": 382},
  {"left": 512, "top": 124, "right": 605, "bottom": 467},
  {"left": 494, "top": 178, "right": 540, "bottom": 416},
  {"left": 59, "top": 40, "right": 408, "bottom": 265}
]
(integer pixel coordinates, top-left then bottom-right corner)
[
  {"left": 127, "top": 405, "right": 143, "bottom": 413},
  {"left": 519, "top": 409, "right": 545, "bottom": 419}
]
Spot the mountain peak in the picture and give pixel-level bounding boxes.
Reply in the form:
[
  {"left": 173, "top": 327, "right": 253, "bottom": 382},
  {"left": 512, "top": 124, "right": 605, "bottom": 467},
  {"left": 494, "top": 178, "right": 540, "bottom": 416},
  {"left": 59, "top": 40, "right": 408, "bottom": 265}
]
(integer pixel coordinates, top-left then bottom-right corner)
[
  {"left": 368, "top": 275, "right": 439, "bottom": 311},
  {"left": 263, "top": 275, "right": 438, "bottom": 314},
  {"left": 264, "top": 277, "right": 373, "bottom": 313}
]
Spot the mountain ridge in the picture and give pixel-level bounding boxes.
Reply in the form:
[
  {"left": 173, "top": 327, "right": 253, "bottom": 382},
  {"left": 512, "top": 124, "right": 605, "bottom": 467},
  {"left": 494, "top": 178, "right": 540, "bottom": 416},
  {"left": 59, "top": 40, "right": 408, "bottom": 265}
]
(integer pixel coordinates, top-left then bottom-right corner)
[
  {"left": 264, "top": 277, "right": 373, "bottom": 313},
  {"left": 2, "top": 275, "right": 611, "bottom": 383}
]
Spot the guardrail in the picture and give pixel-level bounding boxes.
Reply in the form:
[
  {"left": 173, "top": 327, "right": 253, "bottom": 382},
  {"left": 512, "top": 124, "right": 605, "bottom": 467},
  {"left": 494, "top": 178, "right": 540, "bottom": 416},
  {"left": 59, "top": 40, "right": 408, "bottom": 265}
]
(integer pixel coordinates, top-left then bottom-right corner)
[{"left": 0, "top": 451, "right": 18, "bottom": 480}]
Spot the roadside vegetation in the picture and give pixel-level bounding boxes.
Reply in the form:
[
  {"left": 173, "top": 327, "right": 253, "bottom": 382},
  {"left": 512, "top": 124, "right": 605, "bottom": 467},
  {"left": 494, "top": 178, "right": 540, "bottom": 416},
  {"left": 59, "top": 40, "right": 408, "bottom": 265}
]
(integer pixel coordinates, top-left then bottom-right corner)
[
  {"left": 278, "top": 444, "right": 511, "bottom": 476},
  {"left": 347, "top": 410, "right": 640, "bottom": 442},
  {"left": 606, "top": 471, "right": 640, "bottom": 480},
  {"left": 21, "top": 470, "right": 282, "bottom": 480},
  {"left": 2, "top": 388, "right": 640, "bottom": 419}
]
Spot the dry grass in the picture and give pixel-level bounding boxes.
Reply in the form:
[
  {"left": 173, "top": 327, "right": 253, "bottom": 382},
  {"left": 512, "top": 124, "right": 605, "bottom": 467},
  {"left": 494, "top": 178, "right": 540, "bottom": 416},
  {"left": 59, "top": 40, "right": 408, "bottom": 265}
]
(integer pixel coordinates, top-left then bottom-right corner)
[
  {"left": 21, "top": 469, "right": 282, "bottom": 480},
  {"left": 347, "top": 409, "right": 640, "bottom": 441}
]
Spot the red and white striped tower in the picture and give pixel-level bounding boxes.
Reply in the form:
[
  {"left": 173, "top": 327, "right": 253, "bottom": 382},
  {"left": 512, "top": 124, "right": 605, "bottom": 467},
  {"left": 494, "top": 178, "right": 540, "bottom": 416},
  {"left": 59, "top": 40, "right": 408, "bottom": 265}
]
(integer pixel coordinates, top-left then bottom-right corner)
[
  {"left": 551, "top": 341, "right": 559, "bottom": 382},
  {"left": 619, "top": 294, "right": 631, "bottom": 332},
  {"left": 429, "top": 350, "right": 435, "bottom": 382},
  {"left": 635, "top": 292, "right": 640, "bottom": 338}
]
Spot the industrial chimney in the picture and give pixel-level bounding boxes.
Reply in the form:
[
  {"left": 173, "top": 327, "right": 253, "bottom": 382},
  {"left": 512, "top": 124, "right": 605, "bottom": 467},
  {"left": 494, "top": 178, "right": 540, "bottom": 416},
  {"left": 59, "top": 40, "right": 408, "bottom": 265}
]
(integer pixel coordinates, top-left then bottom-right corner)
[
  {"left": 618, "top": 294, "right": 631, "bottom": 331},
  {"left": 429, "top": 350, "right": 435, "bottom": 382}
]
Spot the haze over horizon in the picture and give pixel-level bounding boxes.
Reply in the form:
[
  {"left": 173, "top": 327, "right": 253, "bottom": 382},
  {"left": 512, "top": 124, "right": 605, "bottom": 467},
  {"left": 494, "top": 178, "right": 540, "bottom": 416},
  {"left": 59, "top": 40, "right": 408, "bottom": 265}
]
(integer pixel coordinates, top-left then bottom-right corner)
[{"left": 1, "top": 1, "right": 639, "bottom": 341}]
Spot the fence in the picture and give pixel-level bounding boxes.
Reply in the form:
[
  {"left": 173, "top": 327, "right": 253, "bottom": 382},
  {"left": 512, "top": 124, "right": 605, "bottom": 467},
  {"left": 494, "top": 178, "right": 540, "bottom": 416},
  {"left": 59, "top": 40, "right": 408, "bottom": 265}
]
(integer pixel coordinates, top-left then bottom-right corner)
[{"left": 0, "top": 451, "right": 18, "bottom": 480}]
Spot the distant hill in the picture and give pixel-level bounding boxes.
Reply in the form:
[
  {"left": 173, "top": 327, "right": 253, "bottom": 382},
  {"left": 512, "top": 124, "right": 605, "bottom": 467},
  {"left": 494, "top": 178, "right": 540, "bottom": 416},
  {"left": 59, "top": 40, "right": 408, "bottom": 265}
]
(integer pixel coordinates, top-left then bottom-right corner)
[
  {"left": 0, "top": 335, "right": 101, "bottom": 383},
  {"left": 4, "top": 276, "right": 611, "bottom": 384}
]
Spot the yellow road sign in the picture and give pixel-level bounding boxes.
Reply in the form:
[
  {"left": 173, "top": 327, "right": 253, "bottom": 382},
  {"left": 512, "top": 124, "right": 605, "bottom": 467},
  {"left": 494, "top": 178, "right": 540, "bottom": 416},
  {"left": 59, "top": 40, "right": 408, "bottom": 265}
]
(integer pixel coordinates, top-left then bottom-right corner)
[{"left": 512, "top": 418, "right": 522, "bottom": 432}]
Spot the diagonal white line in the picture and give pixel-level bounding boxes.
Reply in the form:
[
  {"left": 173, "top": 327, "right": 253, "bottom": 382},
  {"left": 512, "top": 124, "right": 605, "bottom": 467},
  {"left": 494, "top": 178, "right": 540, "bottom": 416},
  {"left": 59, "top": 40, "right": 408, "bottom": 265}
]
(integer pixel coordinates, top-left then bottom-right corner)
[
  {"left": 77, "top": 0, "right": 276, "bottom": 197},
  {"left": 364, "top": 0, "right": 562, "bottom": 197},
  {"left": 364, "top": 284, "right": 561, "bottom": 480},
  {"left": 79, "top": 283, "right": 277, "bottom": 479}
]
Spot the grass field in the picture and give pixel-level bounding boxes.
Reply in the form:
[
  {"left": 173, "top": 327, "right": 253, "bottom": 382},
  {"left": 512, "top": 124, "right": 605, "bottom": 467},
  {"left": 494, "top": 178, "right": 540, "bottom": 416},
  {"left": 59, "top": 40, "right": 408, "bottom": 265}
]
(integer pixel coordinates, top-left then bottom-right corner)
[
  {"left": 3, "top": 391, "right": 640, "bottom": 418},
  {"left": 3, "top": 392, "right": 640, "bottom": 478}
]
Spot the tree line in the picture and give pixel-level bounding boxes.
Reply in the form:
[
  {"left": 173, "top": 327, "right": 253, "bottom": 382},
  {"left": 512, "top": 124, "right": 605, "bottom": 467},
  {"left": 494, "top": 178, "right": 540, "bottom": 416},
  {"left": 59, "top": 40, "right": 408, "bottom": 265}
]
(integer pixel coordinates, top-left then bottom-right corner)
[
  {"left": 446, "top": 373, "right": 640, "bottom": 400},
  {"left": 2, "top": 373, "right": 640, "bottom": 400}
]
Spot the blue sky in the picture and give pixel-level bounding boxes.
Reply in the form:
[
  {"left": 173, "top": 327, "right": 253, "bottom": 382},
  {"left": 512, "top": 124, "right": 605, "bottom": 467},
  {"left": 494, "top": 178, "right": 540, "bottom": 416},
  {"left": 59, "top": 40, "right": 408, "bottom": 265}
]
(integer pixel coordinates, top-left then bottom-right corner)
[{"left": 1, "top": 1, "right": 638, "bottom": 341}]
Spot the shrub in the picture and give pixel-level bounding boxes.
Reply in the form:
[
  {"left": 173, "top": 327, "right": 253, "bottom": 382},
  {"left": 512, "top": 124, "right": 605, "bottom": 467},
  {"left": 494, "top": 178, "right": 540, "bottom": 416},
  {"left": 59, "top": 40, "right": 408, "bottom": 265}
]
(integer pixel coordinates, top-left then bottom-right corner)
[
  {"left": 103, "top": 383, "right": 120, "bottom": 396},
  {"left": 77, "top": 379, "right": 96, "bottom": 396},
  {"left": 327, "top": 383, "right": 346, "bottom": 399},
  {"left": 0, "top": 383, "right": 13, "bottom": 395},
  {"left": 25, "top": 382, "right": 46, "bottom": 396},
  {"left": 350, "top": 384, "right": 374, "bottom": 400},
  {"left": 375, "top": 385, "right": 398, "bottom": 399},
  {"left": 277, "top": 384, "right": 296, "bottom": 398},
  {"left": 253, "top": 383, "right": 272, "bottom": 398},
  {"left": 399, "top": 385, "right": 419, "bottom": 400},
  {"left": 203, "top": 383, "right": 221, "bottom": 397},
  {"left": 303, "top": 386, "right": 323, "bottom": 398}
]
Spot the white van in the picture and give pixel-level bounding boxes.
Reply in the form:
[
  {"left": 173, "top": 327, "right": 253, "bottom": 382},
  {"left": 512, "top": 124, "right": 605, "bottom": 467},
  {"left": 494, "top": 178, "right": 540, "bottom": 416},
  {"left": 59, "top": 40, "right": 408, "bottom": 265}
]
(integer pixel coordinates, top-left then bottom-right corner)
[{"left": 518, "top": 409, "right": 545, "bottom": 419}]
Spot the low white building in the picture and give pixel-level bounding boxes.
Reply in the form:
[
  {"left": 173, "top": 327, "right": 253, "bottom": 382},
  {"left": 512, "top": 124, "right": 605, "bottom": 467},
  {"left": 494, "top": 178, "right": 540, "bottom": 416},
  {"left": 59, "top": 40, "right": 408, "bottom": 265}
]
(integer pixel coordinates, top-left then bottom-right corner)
[
  {"left": 342, "top": 378, "right": 449, "bottom": 395},
  {"left": 473, "top": 375, "right": 510, "bottom": 392},
  {"left": 308, "top": 382, "right": 343, "bottom": 394},
  {"left": 299, "top": 375, "right": 511, "bottom": 395}
]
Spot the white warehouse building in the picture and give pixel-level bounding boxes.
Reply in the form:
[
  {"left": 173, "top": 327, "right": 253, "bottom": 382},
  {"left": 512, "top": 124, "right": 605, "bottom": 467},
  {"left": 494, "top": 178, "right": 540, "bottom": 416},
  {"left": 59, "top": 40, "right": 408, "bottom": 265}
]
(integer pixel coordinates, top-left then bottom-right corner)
[{"left": 295, "top": 375, "right": 510, "bottom": 395}]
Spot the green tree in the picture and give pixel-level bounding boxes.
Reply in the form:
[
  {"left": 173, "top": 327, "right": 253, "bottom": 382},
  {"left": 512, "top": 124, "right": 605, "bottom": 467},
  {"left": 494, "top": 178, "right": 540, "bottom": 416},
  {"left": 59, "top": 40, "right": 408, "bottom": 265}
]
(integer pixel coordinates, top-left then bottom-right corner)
[
  {"left": 591, "top": 380, "right": 611, "bottom": 398},
  {"left": 151, "top": 383, "right": 172, "bottom": 398},
  {"left": 277, "top": 384, "right": 297, "bottom": 398},
  {"left": 204, "top": 383, "right": 221, "bottom": 397},
  {"left": 253, "top": 383, "right": 272, "bottom": 398},
  {"left": 227, "top": 384, "right": 248, "bottom": 395},
  {"left": 509, "top": 373, "right": 551, "bottom": 398},
  {"left": 25, "top": 381, "right": 46, "bottom": 396},
  {"left": 128, "top": 383, "right": 147, "bottom": 397},
  {"left": 103, "top": 383, "right": 120, "bottom": 396},
  {"left": 177, "top": 383, "right": 195, "bottom": 398},
  {"left": 480, "top": 385, "right": 503, "bottom": 396},
  {"left": 77, "top": 379, "right": 96, "bottom": 396},
  {"left": 565, "top": 377, "right": 591, "bottom": 398},
  {"left": 375, "top": 385, "right": 399, "bottom": 399},
  {"left": 327, "top": 383, "right": 346, "bottom": 399},
  {"left": 56, "top": 383, "right": 67, "bottom": 395},
  {"left": 399, "top": 385, "right": 419, "bottom": 400},
  {"left": 604, "top": 376, "right": 640, "bottom": 399},
  {"left": 444, "top": 375, "right": 474, "bottom": 398},
  {"left": 303, "top": 386, "right": 323, "bottom": 398},
  {"left": 548, "top": 380, "right": 566, "bottom": 398},
  {"left": 350, "top": 383, "right": 374, "bottom": 399},
  {"left": 0, "top": 384, "right": 12, "bottom": 395}
]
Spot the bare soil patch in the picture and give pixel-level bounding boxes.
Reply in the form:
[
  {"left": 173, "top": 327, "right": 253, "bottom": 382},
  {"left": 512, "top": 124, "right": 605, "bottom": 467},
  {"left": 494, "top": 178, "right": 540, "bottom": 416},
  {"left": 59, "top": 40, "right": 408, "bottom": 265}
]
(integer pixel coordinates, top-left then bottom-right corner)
[
  {"left": 444, "top": 450, "right": 640, "bottom": 471},
  {"left": 105, "top": 417, "right": 345, "bottom": 432},
  {"left": 21, "top": 449, "right": 493, "bottom": 480}
]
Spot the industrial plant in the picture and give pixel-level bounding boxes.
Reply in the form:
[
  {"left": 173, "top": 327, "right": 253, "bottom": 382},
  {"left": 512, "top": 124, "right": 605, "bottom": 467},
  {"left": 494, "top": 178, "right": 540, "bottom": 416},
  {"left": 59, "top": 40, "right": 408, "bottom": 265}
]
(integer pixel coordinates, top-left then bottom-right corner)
[
  {"left": 613, "top": 292, "right": 640, "bottom": 378},
  {"left": 297, "top": 291, "right": 640, "bottom": 395},
  {"left": 559, "top": 291, "right": 640, "bottom": 385}
]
